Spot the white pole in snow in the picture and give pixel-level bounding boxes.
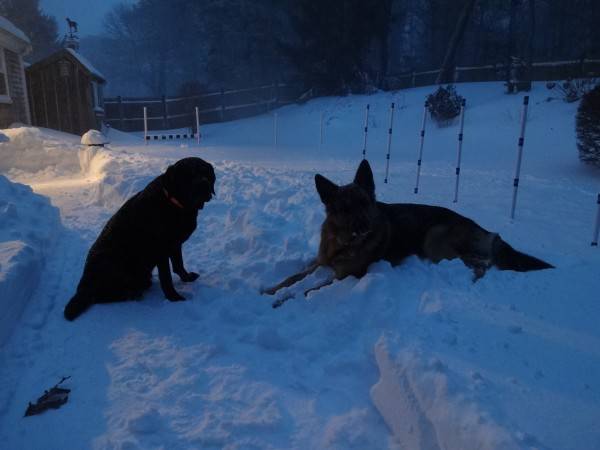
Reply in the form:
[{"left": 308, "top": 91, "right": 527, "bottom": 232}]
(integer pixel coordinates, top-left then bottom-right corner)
[
  {"left": 195, "top": 106, "right": 200, "bottom": 146},
  {"left": 319, "top": 111, "right": 324, "bottom": 151},
  {"left": 384, "top": 102, "right": 395, "bottom": 184},
  {"left": 510, "top": 96, "right": 530, "bottom": 219},
  {"left": 143, "top": 106, "right": 148, "bottom": 145},
  {"left": 362, "top": 104, "right": 370, "bottom": 159},
  {"left": 414, "top": 101, "right": 428, "bottom": 194},
  {"left": 274, "top": 112, "right": 278, "bottom": 150},
  {"left": 591, "top": 194, "right": 600, "bottom": 246},
  {"left": 453, "top": 98, "right": 466, "bottom": 203}
]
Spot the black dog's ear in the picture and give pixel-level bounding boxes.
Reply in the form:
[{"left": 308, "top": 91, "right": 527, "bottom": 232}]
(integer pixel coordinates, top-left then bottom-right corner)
[
  {"left": 354, "top": 159, "right": 375, "bottom": 200},
  {"left": 163, "top": 164, "right": 176, "bottom": 191},
  {"left": 315, "top": 174, "right": 338, "bottom": 205}
]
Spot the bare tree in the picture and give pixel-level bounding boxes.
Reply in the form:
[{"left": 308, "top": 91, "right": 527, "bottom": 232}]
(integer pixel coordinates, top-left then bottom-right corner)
[{"left": 436, "top": 0, "right": 477, "bottom": 84}]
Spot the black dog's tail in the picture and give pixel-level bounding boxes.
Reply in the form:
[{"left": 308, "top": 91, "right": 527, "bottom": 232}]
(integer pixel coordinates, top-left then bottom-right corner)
[
  {"left": 492, "top": 237, "right": 554, "bottom": 272},
  {"left": 64, "top": 293, "right": 92, "bottom": 321}
]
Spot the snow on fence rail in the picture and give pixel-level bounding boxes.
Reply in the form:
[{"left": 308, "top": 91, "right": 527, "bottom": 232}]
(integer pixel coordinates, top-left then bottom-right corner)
[{"left": 104, "top": 84, "right": 303, "bottom": 132}]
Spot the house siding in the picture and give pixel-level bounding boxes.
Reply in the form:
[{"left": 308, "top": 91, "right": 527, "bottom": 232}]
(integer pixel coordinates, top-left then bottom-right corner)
[{"left": 0, "top": 48, "right": 29, "bottom": 128}]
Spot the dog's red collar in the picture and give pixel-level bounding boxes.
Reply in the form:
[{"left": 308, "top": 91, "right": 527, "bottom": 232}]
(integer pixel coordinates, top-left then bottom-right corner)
[{"left": 163, "top": 188, "right": 184, "bottom": 209}]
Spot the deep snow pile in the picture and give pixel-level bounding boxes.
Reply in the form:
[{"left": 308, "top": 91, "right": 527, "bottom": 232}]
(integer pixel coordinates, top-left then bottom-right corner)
[
  {"left": 0, "top": 82, "right": 599, "bottom": 449},
  {"left": 0, "top": 175, "right": 61, "bottom": 346},
  {"left": 0, "top": 127, "right": 82, "bottom": 177}
]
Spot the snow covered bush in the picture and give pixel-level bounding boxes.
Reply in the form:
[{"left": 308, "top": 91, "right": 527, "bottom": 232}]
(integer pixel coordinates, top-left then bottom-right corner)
[
  {"left": 426, "top": 85, "right": 465, "bottom": 126},
  {"left": 576, "top": 84, "right": 600, "bottom": 168},
  {"left": 546, "top": 78, "right": 599, "bottom": 103}
]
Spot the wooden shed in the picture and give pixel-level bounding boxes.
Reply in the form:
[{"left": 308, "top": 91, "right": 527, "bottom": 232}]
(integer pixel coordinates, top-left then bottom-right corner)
[
  {"left": 0, "top": 16, "right": 32, "bottom": 128},
  {"left": 26, "top": 47, "right": 106, "bottom": 135}
]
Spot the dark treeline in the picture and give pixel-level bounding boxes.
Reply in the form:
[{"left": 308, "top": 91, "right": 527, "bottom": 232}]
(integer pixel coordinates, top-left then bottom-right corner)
[
  {"left": 0, "top": 0, "right": 60, "bottom": 62},
  {"left": 3, "top": 0, "right": 599, "bottom": 96}
]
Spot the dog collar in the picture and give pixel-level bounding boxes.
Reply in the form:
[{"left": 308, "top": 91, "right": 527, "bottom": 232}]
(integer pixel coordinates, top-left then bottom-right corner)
[{"left": 163, "top": 188, "right": 184, "bottom": 209}]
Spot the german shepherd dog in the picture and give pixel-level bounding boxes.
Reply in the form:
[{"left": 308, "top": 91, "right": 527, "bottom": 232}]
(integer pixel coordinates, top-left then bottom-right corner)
[
  {"left": 263, "top": 159, "right": 552, "bottom": 305},
  {"left": 64, "top": 157, "right": 215, "bottom": 320}
]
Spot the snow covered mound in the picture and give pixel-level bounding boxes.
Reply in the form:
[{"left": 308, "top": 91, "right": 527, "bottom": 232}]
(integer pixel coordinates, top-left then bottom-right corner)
[
  {"left": 81, "top": 129, "right": 109, "bottom": 146},
  {"left": 0, "top": 126, "right": 82, "bottom": 177},
  {"left": 0, "top": 175, "right": 62, "bottom": 345}
]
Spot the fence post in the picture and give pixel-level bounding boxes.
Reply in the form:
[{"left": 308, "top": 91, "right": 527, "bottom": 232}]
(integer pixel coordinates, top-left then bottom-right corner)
[
  {"left": 414, "top": 101, "right": 428, "bottom": 194},
  {"left": 195, "top": 106, "right": 200, "bottom": 146},
  {"left": 384, "top": 102, "right": 395, "bottom": 184},
  {"left": 412, "top": 71, "right": 416, "bottom": 87},
  {"left": 510, "top": 96, "right": 530, "bottom": 219},
  {"left": 118, "top": 95, "right": 124, "bottom": 130},
  {"left": 453, "top": 98, "right": 467, "bottom": 203},
  {"left": 220, "top": 87, "right": 225, "bottom": 122},
  {"left": 161, "top": 95, "right": 168, "bottom": 129},
  {"left": 591, "top": 194, "right": 600, "bottom": 246},
  {"left": 143, "top": 106, "right": 148, "bottom": 145},
  {"left": 362, "top": 104, "right": 370, "bottom": 159}
]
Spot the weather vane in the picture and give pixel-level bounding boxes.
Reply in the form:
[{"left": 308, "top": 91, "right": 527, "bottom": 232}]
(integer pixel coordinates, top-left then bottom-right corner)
[{"left": 64, "top": 17, "right": 80, "bottom": 50}]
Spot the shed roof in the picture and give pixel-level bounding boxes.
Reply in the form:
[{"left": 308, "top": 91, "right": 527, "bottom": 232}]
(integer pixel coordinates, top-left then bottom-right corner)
[
  {"left": 65, "top": 48, "right": 106, "bottom": 81},
  {"left": 27, "top": 48, "right": 106, "bottom": 83}
]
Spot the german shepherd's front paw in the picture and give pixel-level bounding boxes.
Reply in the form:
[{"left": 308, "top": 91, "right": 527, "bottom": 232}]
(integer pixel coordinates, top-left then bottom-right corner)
[
  {"left": 178, "top": 271, "right": 199, "bottom": 282},
  {"left": 260, "top": 286, "right": 277, "bottom": 296},
  {"left": 166, "top": 291, "right": 186, "bottom": 302}
]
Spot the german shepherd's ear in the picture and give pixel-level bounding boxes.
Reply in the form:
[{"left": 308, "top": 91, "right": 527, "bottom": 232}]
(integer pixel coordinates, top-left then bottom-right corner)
[
  {"left": 354, "top": 159, "right": 375, "bottom": 200},
  {"left": 315, "top": 174, "right": 338, "bottom": 205}
]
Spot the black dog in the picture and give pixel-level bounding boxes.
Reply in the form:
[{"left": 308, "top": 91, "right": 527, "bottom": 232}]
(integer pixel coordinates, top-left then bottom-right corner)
[
  {"left": 264, "top": 159, "right": 552, "bottom": 301},
  {"left": 64, "top": 157, "right": 215, "bottom": 320}
]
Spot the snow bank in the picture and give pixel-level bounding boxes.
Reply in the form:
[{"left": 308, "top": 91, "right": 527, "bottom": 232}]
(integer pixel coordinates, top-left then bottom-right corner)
[
  {"left": 1, "top": 126, "right": 116, "bottom": 201},
  {"left": 0, "top": 175, "right": 61, "bottom": 345},
  {"left": 371, "top": 334, "right": 519, "bottom": 450},
  {"left": 0, "top": 127, "right": 82, "bottom": 177}
]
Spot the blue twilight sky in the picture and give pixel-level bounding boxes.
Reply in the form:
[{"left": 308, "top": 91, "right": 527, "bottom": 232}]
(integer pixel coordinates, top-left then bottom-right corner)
[{"left": 41, "top": 0, "right": 134, "bottom": 37}]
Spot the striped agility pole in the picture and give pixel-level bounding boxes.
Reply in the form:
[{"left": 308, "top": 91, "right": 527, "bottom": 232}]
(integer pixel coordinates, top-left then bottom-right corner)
[
  {"left": 362, "top": 104, "right": 370, "bottom": 159},
  {"left": 384, "top": 102, "right": 396, "bottom": 184},
  {"left": 592, "top": 194, "right": 600, "bottom": 246},
  {"left": 453, "top": 98, "right": 467, "bottom": 203},
  {"left": 414, "top": 101, "right": 428, "bottom": 194},
  {"left": 510, "top": 96, "right": 530, "bottom": 219}
]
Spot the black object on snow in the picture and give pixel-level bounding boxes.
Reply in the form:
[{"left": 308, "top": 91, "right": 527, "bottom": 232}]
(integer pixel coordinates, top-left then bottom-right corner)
[{"left": 24, "top": 376, "right": 71, "bottom": 417}]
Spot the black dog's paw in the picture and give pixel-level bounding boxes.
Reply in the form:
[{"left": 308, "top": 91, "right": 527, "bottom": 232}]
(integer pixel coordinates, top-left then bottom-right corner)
[
  {"left": 178, "top": 272, "right": 199, "bottom": 282},
  {"left": 166, "top": 291, "right": 186, "bottom": 302}
]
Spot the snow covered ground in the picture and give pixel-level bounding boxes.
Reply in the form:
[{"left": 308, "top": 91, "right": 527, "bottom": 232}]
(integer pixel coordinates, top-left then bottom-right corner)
[{"left": 1, "top": 82, "right": 599, "bottom": 449}]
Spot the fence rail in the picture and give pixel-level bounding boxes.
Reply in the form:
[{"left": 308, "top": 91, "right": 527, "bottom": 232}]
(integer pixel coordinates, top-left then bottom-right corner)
[
  {"left": 104, "top": 83, "right": 304, "bottom": 132},
  {"left": 105, "top": 59, "right": 600, "bottom": 132},
  {"left": 387, "top": 58, "right": 600, "bottom": 90}
]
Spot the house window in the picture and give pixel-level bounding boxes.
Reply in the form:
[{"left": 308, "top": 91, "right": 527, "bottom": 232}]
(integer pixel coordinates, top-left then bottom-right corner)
[{"left": 0, "top": 49, "right": 11, "bottom": 103}]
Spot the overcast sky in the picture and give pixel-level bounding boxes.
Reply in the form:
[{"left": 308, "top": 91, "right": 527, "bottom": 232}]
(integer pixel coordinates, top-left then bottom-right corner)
[{"left": 41, "top": 0, "right": 133, "bottom": 37}]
